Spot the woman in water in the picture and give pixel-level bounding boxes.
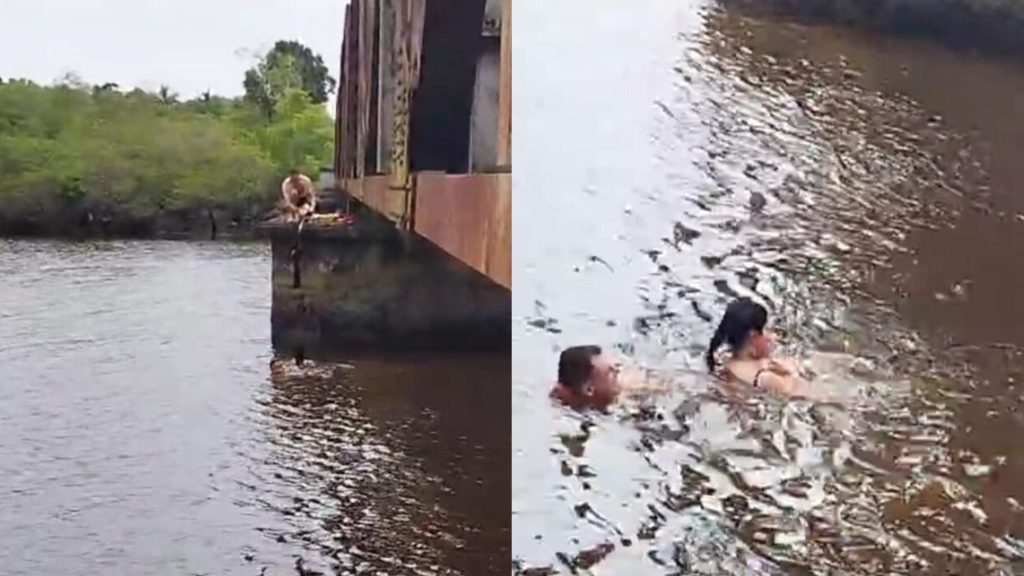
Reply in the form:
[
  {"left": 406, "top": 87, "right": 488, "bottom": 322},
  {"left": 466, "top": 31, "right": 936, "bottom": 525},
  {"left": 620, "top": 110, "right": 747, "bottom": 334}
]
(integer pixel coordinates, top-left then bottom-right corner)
[{"left": 706, "top": 297, "right": 805, "bottom": 396}]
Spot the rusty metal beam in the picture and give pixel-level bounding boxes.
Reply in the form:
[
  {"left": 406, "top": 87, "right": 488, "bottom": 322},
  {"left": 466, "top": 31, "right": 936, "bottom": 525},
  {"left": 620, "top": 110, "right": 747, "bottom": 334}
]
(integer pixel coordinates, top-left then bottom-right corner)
[
  {"left": 340, "top": 3, "right": 360, "bottom": 180},
  {"left": 343, "top": 173, "right": 510, "bottom": 289},
  {"left": 349, "top": 176, "right": 407, "bottom": 224},
  {"left": 497, "top": 0, "right": 511, "bottom": 167},
  {"left": 413, "top": 173, "right": 510, "bottom": 289},
  {"left": 388, "top": 3, "right": 425, "bottom": 185},
  {"left": 339, "top": 6, "right": 352, "bottom": 177},
  {"left": 356, "top": 0, "right": 376, "bottom": 179},
  {"left": 336, "top": 5, "right": 351, "bottom": 180}
]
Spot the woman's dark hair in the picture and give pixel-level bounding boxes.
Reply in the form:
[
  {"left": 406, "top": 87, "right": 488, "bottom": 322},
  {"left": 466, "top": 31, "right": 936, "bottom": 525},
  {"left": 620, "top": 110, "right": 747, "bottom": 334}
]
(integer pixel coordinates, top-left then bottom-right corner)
[
  {"left": 558, "top": 345, "right": 602, "bottom": 389},
  {"left": 705, "top": 298, "right": 768, "bottom": 372}
]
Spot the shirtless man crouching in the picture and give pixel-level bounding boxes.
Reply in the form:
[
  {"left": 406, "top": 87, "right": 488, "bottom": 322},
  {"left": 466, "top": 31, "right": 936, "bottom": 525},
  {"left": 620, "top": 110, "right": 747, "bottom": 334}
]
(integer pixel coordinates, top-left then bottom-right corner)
[{"left": 280, "top": 169, "right": 318, "bottom": 221}]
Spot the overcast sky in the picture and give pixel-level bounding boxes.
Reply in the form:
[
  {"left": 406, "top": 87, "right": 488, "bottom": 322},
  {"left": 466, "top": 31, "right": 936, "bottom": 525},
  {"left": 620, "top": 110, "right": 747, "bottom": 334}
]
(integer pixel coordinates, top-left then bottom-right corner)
[{"left": 0, "top": 0, "right": 346, "bottom": 99}]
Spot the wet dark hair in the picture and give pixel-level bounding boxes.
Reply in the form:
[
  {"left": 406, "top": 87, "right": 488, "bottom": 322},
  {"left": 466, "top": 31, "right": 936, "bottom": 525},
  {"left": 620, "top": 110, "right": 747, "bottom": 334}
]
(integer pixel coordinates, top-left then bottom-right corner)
[
  {"left": 706, "top": 297, "right": 768, "bottom": 372},
  {"left": 558, "top": 345, "right": 602, "bottom": 389}
]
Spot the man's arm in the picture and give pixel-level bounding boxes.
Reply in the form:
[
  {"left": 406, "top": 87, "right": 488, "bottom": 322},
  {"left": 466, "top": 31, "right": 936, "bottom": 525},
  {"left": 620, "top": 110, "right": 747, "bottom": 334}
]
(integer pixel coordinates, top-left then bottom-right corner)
[{"left": 302, "top": 175, "right": 319, "bottom": 212}]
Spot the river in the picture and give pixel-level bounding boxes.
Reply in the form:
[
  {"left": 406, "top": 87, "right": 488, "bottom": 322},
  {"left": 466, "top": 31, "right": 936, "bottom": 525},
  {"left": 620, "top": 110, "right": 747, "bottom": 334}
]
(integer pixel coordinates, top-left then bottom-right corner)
[
  {"left": 0, "top": 240, "right": 509, "bottom": 576},
  {"left": 513, "top": 1, "right": 1024, "bottom": 574}
]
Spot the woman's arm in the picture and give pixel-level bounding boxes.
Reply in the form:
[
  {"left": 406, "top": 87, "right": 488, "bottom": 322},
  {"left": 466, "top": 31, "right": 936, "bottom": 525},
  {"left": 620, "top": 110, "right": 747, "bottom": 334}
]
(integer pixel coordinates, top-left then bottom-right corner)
[{"left": 756, "top": 370, "right": 801, "bottom": 395}]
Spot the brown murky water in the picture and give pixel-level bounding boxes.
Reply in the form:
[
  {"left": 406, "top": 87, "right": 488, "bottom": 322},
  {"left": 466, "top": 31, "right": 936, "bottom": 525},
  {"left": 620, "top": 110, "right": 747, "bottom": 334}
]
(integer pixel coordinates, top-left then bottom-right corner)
[
  {"left": 514, "top": 1, "right": 1024, "bottom": 574},
  {"left": 0, "top": 240, "right": 509, "bottom": 576}
]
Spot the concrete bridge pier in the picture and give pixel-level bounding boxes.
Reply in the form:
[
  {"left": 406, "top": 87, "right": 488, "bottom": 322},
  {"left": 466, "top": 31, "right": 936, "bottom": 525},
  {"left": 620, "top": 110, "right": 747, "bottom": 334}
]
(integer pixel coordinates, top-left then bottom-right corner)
[{"left": 265, "top": 209, "right": 511, "bottom": 357}]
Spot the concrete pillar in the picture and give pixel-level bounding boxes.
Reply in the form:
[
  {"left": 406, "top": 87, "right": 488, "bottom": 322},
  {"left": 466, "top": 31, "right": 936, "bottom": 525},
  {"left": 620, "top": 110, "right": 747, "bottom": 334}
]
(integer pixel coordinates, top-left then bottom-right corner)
[{"left": 265, "top": 211, "right": 510, "bottom": 357}]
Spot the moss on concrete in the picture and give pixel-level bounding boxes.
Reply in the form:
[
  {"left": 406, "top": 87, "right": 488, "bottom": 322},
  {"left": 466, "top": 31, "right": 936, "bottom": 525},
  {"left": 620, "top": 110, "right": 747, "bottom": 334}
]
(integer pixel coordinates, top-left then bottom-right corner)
[{"left": 269, "top": 221, "right": 510, "bottom": 355}]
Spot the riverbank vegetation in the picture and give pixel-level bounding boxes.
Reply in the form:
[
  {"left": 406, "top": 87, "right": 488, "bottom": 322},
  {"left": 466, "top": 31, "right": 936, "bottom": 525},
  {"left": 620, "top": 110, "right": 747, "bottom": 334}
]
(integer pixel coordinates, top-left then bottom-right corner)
[{"left": 0, "top": 41, "right": 334, "bottom": 237}]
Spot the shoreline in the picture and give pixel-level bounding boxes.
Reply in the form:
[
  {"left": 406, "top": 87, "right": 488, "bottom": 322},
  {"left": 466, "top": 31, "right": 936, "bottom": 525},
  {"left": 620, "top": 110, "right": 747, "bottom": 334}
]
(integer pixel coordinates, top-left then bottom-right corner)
[
  {"left": 719, "top": 0, "right": 1024, "bottom": 58},
  {"left": 0, "top": 230, "right": 261, "bottom": 242},
  {"left": 0, "top": 210, "right": 267, "bottom": 241},
  {"left": 0, "top": 193, "right": 347, "bottom": 242}
]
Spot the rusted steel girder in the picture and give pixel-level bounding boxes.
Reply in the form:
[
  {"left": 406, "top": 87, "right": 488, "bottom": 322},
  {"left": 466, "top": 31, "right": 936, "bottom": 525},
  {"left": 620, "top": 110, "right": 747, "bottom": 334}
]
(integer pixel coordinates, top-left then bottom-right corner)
[
  {"left": 387, "top": 0, "right": 425, "bottom": 230},
  {"left": 497, "top": 0, "right": 511, "bottom": 167},
  {"left": 345, "top": 173, "right": 510, "bottom": 289},
  {"left": 413, "top": 173, "right": 511, "bottom": 289},
  {"left": 355, "top": 0, "right": 377, "bottom": 180}
]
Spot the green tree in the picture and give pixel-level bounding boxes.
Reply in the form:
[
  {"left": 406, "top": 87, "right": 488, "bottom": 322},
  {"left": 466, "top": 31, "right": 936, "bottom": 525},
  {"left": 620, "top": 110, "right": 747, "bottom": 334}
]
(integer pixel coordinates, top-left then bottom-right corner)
[
  {"left": 270, "top": 40, "right": 336, "bottom": 103},
  {"left": 243, "top": 40, "right": 336, "bottom": 118},
  {"left": 236, "top": 54, "right": 332, "bottom": 174},
  {"left": 242, "top": 68, "right": 273, "bottom": 120},
  {"left": 259, "top": 88, "right": 334, "bottom": 175}
]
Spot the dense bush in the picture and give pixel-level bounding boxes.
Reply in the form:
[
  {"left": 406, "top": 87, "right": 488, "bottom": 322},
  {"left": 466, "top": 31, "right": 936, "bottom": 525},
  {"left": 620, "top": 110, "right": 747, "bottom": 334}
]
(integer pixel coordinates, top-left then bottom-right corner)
[{"left": 0, "top": 47, "right": 334, "bottom": 236}]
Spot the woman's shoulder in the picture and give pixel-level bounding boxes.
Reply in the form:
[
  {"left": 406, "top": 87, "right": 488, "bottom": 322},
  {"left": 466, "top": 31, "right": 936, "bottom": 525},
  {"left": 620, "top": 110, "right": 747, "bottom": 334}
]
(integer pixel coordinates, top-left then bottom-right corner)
[
  {"left": 730, "top": 356, "right": 807, "bottom": 395},
  {"left": 723, "top": 357, "right": 764, "bottom": 382}
]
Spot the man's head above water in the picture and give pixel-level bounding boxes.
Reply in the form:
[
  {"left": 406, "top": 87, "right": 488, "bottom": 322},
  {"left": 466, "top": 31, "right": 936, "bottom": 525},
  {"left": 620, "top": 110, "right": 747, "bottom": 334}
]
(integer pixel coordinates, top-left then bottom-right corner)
[{"left": 552, "top": 345, "right": 622, "bottom": 409}]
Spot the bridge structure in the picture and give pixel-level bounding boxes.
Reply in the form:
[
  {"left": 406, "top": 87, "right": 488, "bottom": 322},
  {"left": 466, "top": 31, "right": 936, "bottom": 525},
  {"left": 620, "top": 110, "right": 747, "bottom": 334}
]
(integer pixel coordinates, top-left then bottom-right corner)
[
  {"left": 334, "top": 0, "right": 511, "bottom": 289},
  {"left": 263, "top": 0, "right": 511, "bottom": 355}
]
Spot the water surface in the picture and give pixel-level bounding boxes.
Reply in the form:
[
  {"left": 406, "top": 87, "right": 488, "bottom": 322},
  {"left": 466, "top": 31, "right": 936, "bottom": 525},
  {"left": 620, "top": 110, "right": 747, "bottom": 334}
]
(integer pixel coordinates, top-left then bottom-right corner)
[
  {"left": 513, "top": 1, "right": 1024, "bottom": 574},
  {"left": 0, "top": 240, "right": 509, "bottom": 576}
]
